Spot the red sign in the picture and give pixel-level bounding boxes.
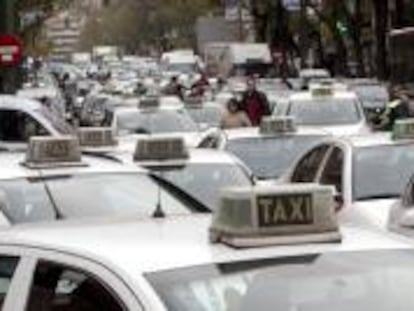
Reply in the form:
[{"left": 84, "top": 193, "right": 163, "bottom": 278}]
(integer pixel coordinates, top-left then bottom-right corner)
[{"left": 0, "top": 35, "right": 23, "bottom": 67}]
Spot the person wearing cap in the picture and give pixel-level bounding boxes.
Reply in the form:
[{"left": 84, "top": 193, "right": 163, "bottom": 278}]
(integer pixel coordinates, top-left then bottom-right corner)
[
  {"left": 240, "top": 77, "right": 271, "bottom": 126},
  {"left": 220, "top": 98, "right": 251, "bottom": 129}
]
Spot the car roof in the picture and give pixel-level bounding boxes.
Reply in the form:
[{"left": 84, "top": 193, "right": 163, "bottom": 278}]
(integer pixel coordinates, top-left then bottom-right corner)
[
  {"left": 0, "top": 151, "right": 147, "bottom": 180},
  {"left": 223, "top": 126, "right": 331, "bottom": 141},
  {"left": 0, "top": 215, "right": 411, "bottom": 274},
  {"left": 113, "top": 145, "right": 244, "bottom": 166},
  {"left": 290, "top": 91, "right": 357, "bottom": 101},
  {"left": 0, "top": 95, "right": 44, "bottom": 111},
  {"left": 340, "top": 133, "right": 414, "bottom": 148}
]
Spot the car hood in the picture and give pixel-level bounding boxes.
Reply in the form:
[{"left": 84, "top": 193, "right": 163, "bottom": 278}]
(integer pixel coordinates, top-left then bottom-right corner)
[{"left": 339, "top": 198, "right": 397, "bottom": 230}]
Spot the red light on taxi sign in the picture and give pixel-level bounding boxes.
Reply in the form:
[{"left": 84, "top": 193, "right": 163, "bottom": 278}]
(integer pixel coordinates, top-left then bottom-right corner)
[{"left": 0, "top": 35, "right": 23, "bottom": 67}]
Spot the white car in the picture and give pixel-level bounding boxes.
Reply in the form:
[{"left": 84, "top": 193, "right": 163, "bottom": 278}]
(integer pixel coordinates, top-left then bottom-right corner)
[
  {"left": 279, "top": 88, "right": 370, "bottom": 136},
  {"left": 0, "top": 184, "right": 412, "bottom": 310},
  {"left": 284, "top": 131, "right": 414, "bottom": 229},
  {"left": 112, "top": 96, "right": 203, "bottom": 147},
  {"left": 0, "top": 96, "right": 72, "bottom": 150},
  {"left": 0, "top": 136, "right": 210, "bottom": 226}
]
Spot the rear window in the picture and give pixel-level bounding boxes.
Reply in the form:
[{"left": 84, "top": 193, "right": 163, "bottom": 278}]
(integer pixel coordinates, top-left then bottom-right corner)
[
  {"left": 146, "top": 250, "right": 414, "bottom": 311},
  {"left": 226, "top": 135, "right": 327, "bottom": 179},
  {"left": 288, "top": 98, "right": 361, "bottom": 126}
]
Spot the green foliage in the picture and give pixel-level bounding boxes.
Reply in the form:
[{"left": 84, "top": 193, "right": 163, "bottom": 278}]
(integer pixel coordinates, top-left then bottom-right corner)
[{"left": 79, "top": 0, "right": 221, "bottom": 53}]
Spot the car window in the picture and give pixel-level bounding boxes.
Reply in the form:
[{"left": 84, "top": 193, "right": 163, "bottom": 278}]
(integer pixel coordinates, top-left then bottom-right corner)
[
  {"left": 353, "top": 145, "right": 414, "bottom": 201},
  {"left": 226, "top": 136, "right": 328, "bottom": 179},
  {"left": 116, "top": 109, "right": 198, "bottom": 134},
  {"left": 288, "top": 98, "right": 361, "bottom": 126},
  {"left": 319, "top": 147, "right": 344, "bottom": 193},
  {"left": 0, "top": 256, "right": 19, "bottom": 308},
  {"left": 0, "top": 179, "right": 56, "bottom": 224},
  {"left": 291, "top": 145, "right": 330, "bottom": 183},
  {"left": 163, "top": 163, "right": 253, "bottom": 211},
  {"left": 26, "top": 261, "right": 124, "bottom": 311},
  {"left": 146, "top": 250, "right": 414, "bottom": 311},
  {"left": 45, "top": 173, "right": 191, "bottom": 218},
  {"left": 0, "top": 110, "right": 49, "bottom": 142}
]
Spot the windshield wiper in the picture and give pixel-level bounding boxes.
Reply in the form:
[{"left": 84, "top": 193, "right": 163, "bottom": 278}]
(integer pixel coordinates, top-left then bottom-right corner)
[
  {"left": 150, "top": 174, "right": 211, "bottom": 213},
  {"left": 357, "top": 194, "right": 399, "bottom": 201}
]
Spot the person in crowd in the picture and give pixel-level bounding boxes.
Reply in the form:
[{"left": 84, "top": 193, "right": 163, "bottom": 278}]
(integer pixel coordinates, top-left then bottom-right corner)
[
  {"left": 239, "top": 77, "right": 271, "bottom": 126},
  {"left": 220, "top": 98, "right": 251, "bottom": 129},
  {"left": 164, "top": 76, "right": 185, "bottom": 100},
  {"left": 377, "top": 86, "right": 411, "bottom": 131}
]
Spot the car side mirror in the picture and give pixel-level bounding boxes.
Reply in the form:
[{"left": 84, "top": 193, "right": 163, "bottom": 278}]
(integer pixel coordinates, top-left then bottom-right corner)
[{"left": 334, "top": 191, "right": 344, "bottom": 212}]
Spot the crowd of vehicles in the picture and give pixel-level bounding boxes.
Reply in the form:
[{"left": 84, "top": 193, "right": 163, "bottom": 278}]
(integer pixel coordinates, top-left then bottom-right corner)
[{"left": 2, "top": 45, "right": 414, "bottom": 310}]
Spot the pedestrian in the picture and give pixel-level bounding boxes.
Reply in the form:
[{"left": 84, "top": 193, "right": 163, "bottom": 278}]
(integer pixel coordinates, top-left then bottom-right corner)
[
  {"left": 164, "top": 76, "right": 185, "bottom": 100},
  {"left": 220, "top": 98, "right": 251, "bottom": 129},
  {"left": 239, "top": 77, "right": 271, "bottom": 126}
]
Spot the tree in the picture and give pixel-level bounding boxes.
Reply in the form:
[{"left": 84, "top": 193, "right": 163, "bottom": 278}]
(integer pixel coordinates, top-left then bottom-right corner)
[{"left": 79, "top": 0, "right": 221, "bottom": 54}]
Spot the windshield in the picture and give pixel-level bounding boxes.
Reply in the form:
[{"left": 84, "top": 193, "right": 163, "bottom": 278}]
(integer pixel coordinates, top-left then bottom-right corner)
[
  {"left": 353, "top": 86, "right": 389, "bottom": 108},
  {"left": 288, "top": 98, "right": 362, "bottom": 126},
  {"left": 147, "top": 250, "right": 414, "bottom": 311},
  {"left": 353, "top": 144, "right": 414, "bottom": 201},
  {"left": 226, "top": 136, "right": 327, "bottom": 179},
  {"left": 187, "top": 107, "right": 223, "bottom": 127},
  {"left": 162, "top": 163, "right": 253, "bottom": 211},
  {"left": 39, "top": 107, "right": 74, "bottom": 135},
  {"left": 0, "top": 173, "right": 194, "bottom": 224},
  {"left": 117, "top": 109, "right": 198, "bottom": 134}
]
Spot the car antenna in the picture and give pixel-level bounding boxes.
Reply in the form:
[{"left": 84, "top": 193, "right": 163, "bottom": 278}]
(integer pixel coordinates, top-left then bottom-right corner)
[{"left": 152, "top": 172, "right": 166, "bottom": 218}]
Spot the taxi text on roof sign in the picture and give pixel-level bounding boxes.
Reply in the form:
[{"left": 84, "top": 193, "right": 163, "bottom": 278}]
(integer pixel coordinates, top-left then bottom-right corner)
[
  {"left": 78, "top": 127, "right": 117, "bottom": 147},
  {"left": 260, "top": 116, "right": 297, "bottom": 135},
  {"left": 24, "top": 136, "right": 85, "bottom": 169},
  {"left": 138, "top": 97, "right": 160, "bottom": 110},
  {"left": 134, "top": 137, "right": 189, "bottom": 162},
  {"left": 392, "top": 119, "right": 414, "bottom": 140},
  {"left": 310, "top": 85, "right": 334, "bottom": 97},
  {"left": 210, "top": 184, "right": 341, "bottom": 248}
]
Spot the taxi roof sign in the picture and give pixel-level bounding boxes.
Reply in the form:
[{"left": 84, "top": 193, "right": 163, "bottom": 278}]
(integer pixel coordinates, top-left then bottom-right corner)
[
  {"left": 310, "top": 85, "right": 334, "bottom": 97},
  {"left": 210, "top": 184, "right": 341, "bottom": 248},
  {"left": 260, "top": 116, "right": 297, "bottom": 135},
  {"left": 133, "top": 137, "right": 189, "bottom": 163},
  {"left": 138, "top": 97, "right": 160, "bottom": 110},
  {"left": 24, "top": 136, "right": 84, "bottom": 169},
  {"left": 77, "top": 127, "right": 117, "bottom": 148},
  {"left": 393, "top": 119, "right": 414, "bottom": 140}
]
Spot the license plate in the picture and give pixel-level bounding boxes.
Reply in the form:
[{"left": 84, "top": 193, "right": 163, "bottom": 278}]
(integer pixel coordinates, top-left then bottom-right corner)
[{"left": 257, "top": 193, "right": 313, "bottom": 227}]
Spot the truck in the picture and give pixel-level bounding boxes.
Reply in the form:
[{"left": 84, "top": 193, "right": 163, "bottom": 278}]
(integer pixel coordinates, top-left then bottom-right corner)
[{"left": 216, "top": 43, "right": 273, "bottom": 78}]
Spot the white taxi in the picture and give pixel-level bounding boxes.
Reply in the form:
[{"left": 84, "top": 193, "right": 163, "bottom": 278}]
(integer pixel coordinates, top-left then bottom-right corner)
[
  {"left": 0, "top": 184, "right": 411, "bottom": 310},
  {"left": 112, "top": 96, "right": 203, "bottom": 147},
  {"left": 0, "top": 96, "right": 73, "bottom": 150},
  {"left": 278, "top": 86, "right": 370, "bottom": 136},
  {"left": 200, "top": 117, "right": 331, "bottom": 180},
  {"left": 0, "top": 133, "right": 210, "bottom": 226},
  {"left": 284, "top": 120, "right": 414, "bottom": 229}
]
